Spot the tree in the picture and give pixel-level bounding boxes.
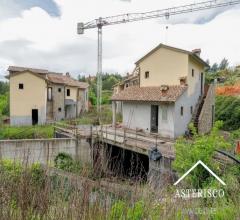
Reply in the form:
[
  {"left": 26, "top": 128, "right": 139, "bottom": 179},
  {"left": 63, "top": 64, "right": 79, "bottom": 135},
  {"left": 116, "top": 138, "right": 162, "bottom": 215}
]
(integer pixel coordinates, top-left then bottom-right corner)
[
  {"left": 210, "top": 63, "right": 219, "bottom": 72},
  {"left": 77, "top": 74, "right": 86, "bottom": 82},
  {"left": 0, "top": 81, "right": 9, "bottom": 94},
  {"left": 219, "top": 58, "right": 229, "bottom": 70},
  {"left": 102, "top": 75, "right": 119, "bottom": 90}
]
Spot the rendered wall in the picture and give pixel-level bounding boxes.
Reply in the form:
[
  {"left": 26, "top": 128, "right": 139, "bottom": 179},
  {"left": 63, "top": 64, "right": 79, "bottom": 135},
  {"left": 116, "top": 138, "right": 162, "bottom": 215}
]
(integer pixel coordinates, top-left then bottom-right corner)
[
  {"left": 139, "top": 47, "right": 188, "bottom": 87},
  {"left": 52, "top": 84, "right": 65, "bottom": 121},
  {"left": 158, "top": 104, "right": 175, "bottom": 138},
  {"left": 122, "top": 102, "right": 151, "bottom": 131},
  {"left": 122, "top": 102, "right": 175, "bottom": 138},
  {"left": 65, "top": 86, "right": 77, "bottom": 101},
  {"left": 10, "top": 71, "right": 47, "bottom": 125},
  {"left": 0, "top": 138, "right": 92, "bottom": 165}
]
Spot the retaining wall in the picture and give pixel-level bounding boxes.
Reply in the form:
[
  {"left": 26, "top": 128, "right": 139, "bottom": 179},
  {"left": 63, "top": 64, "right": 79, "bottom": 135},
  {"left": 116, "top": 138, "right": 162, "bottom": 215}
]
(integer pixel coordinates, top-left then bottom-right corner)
[{"left": 0, "top": 138, "right": 91, "bottom": 165}]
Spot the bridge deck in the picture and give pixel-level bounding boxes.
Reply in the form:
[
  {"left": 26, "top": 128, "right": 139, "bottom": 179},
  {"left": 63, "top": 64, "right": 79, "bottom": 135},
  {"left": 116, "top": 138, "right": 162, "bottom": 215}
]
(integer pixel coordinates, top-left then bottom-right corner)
[{"left": 54, "top": 124, "right": 175, "bottom": 158}]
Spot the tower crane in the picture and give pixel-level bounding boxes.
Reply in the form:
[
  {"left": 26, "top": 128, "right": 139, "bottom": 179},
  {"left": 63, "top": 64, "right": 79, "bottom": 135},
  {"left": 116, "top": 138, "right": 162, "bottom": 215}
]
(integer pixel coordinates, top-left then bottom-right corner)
[{"left": 77, "top": 0, "right": 240, "bottom": 114}]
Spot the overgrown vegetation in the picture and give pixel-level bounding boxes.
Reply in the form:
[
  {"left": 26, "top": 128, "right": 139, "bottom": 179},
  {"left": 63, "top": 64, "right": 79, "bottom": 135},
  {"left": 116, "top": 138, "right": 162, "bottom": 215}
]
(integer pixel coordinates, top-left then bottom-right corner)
[
  {"left": 78, "top": 73, "right": 122, "bottom": 105},
  {"left": 173, "top": 122, "right": 240, "bottom": 218},
  {"left": 205, "top": 58, "right": 240, "bottom": 85},
  {"left": 0, "top": 121, "right": 240, "bottom": 220},
  {"left": 215, "top": 95, "right": 240, "bottom": 131},
  {"left": 0, "top": 125, "right": 54, "bottom": 139},
  {"left": 76, "top": 105, "right": 122, "bottom": 125},
  {"left": 0, "top": 81, "right": 9, "bottom": 118}
]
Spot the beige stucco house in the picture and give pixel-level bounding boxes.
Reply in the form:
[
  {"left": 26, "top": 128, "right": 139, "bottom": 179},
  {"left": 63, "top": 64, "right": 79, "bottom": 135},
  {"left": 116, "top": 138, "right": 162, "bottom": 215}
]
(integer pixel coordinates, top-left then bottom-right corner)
[
  {"left": 112, "top": 44, "right": 215, "bottom": 138},
  {"left": 6, "top": 66, "right": 89, "bottom": 126}
]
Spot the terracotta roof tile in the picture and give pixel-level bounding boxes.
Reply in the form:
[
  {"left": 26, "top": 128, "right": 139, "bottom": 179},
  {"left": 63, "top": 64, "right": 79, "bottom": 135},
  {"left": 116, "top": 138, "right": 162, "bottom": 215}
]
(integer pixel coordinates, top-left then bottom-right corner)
[
  {"left": 7, "top": 66, "right": 89, "bottom": 89},
  {"left": 47, "top": 73, "right": 89, "bottom": 88},
  {"left": 8, "top": 66, "right": 48, "bottom": 74},
  {"left": 111, "top": 85, "right": 187, "bottom": 102}
]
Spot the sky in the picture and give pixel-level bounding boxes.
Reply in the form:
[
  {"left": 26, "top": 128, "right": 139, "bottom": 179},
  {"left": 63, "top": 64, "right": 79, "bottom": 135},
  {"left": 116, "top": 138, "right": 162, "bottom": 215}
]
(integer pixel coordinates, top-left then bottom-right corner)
[{"left": 0, "top": 0, "right": 240, "bottom": 80}]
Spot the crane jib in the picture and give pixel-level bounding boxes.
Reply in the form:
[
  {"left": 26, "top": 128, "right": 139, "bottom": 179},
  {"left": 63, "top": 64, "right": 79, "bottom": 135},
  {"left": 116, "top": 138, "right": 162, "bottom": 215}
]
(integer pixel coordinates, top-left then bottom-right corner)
[{"left": 78, "top": 0, "right": 240, "bottom": 30}]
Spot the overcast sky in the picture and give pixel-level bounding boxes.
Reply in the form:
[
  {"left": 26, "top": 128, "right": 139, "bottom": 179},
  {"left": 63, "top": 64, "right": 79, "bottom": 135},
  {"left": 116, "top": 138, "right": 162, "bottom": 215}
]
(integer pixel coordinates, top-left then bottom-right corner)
[{"left": 0, "top": 0, "right": 240, "bottom": 80}]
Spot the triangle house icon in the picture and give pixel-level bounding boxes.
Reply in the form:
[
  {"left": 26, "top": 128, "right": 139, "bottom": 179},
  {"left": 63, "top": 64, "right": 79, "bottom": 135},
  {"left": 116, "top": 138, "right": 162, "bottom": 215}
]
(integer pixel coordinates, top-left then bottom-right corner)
[{"left": 173, "top": 160, "right": 226, "bottom": 186}]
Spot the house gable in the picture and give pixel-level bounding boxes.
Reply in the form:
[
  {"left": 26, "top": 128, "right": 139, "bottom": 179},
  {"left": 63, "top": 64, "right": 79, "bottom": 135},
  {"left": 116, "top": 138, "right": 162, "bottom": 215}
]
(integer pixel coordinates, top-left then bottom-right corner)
[
  {"left": 10, "top": 71, "right": 47, "bottom": 124},
  {"left": 138, "top": 46, "right": 189, "bottom": 87}
]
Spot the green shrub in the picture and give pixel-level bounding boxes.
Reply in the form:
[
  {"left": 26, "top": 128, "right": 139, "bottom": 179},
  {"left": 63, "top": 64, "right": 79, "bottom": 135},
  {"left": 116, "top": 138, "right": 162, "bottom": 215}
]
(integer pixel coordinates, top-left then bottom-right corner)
[
  {"left": 173, "top": 122, "right": 231, "bottom": 188},
  {"left": 0, "top": 160, "right": 45, "bottom": 187},
  {"left": 54, "top": 152, "right": 82, "bottom": 173},
  {"left": 0, "top": 160, "right": 22, "bottom": 181},
  {"left": 215, "top": 95, "right": 240, "bottom": 130},
  {"left": 54, "top": 153, "right": 74, "bottom": 171}
]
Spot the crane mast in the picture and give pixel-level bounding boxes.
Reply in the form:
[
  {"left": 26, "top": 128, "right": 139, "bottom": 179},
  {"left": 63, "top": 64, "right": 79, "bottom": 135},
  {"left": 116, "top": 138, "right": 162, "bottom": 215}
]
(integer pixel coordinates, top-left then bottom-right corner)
[{"left": 77, "top": 0, "right": 240, "bottom": 115}]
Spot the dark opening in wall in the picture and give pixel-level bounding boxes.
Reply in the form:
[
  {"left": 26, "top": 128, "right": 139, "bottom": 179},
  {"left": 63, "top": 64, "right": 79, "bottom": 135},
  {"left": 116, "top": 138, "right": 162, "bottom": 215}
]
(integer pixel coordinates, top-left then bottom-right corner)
[
  {"left": 19, "top": 83, "right": 24, "bottom": 89},
  {"left": 106, "top": 144, "right": 149, "bottom": 182}
]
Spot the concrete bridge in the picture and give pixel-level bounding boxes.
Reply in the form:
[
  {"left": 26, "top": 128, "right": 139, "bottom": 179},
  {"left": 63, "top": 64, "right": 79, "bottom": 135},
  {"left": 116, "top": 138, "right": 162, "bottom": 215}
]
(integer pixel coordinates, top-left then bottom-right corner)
[{"left": 54, "top": 124, "right": 176, "bottom": 187}]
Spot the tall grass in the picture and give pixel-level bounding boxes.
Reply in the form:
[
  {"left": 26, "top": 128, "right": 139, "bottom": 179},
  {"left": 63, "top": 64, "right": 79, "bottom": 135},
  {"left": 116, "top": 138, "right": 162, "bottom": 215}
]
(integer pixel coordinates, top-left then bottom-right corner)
[
  {"left": 0, "top": 125, "right": 54, "bottom": 140},
  {"left": 0, "top": 155, "right": 239, "bottom": 220}
]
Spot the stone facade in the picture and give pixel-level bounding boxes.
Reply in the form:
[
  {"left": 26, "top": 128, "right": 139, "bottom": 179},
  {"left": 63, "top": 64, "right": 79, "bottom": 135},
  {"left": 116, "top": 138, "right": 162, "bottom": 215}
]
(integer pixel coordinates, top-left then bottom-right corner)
[{"left": 198, "top": 84, "right": 215, "bottom": 134}]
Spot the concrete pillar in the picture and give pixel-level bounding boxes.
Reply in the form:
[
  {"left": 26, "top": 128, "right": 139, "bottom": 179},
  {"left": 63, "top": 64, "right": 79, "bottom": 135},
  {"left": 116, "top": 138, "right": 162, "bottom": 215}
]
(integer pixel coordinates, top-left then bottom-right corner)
[{"left": 112, "top": 101, "right": 116, "bottom": 127}]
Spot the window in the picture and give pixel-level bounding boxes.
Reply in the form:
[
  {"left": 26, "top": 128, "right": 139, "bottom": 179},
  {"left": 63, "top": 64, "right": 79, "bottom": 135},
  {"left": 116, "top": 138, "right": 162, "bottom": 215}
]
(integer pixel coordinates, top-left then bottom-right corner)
[
  {"left": 145, "top": 71, "right": 149, "bottom": 78},
  {"left": 58, "top": 88, "right": 61, "bottom": 92},
  {"left": 162, "top": 106, "right": 168, "bottom": 121},
  {"left": 192, "top": 69, "right": 194, "bottom": 77},
  {"left": 67, "top": 89, "right": 70, "bottom": 96},
  {"left": 19, "top": 83, "right": 24, "bottom": 89},
  {"left": 47, "top": 87, "right": 52, "bottom": 101},
  {"left": 180, "top": 106, "right": 184, "bottom": 116},
  {"left": 190, "top": 106, "right": 193, "bottom": 114},
  {"left": 58, "top": 107, "right": 62, "bottom": 112}
]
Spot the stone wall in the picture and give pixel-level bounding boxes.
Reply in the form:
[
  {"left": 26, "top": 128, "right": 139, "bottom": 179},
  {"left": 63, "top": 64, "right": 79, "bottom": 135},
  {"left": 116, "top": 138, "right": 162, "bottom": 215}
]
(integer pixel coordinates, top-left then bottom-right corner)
[
  {"left": 198, "top": 84, "right": 215, "bottom": 134},
  {"left": 0, "top": 138, "right": 92, "bottom": 165}
]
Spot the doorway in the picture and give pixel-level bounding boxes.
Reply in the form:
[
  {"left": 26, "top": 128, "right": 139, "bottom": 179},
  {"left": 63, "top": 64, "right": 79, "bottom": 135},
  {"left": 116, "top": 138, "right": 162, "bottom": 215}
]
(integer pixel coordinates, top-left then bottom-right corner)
[
  {"left": 151, "top": 105, "right": 158, "bottom": 133},
  {"left": 32, "top": 109, "right": 38, "bottom": 125}
]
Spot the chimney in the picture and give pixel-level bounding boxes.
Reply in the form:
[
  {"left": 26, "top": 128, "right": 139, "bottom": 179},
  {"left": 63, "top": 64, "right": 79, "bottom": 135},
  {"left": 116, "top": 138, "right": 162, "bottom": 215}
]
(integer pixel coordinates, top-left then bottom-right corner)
[
  {"left": 66, "top": 72, "right": 70, "bottom": 77},
  {"left": 160, "top": 85, "right": 169, "bottom": 93},
  {"left": 192, "top": 48, "right": 201, "bottom": 57}
]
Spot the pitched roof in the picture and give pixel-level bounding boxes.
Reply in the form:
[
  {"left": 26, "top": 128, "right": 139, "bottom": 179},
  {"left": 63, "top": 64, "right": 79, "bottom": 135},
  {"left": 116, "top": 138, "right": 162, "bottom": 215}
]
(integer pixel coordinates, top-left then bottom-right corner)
[
  {"left": 111, "top": 85, "right": 187, "bottom": 102},
  {"left": 135, "top": 44, "right": 209, "bottom": 67},
  {"left": 8, "top": 66, "right": 48, "bottom": 74},
  {"left": 47, "top": 73, "right": 88, "bottom": 88},
  {"left": 7, "top": 66, "right": 89, "bottom": 89}
]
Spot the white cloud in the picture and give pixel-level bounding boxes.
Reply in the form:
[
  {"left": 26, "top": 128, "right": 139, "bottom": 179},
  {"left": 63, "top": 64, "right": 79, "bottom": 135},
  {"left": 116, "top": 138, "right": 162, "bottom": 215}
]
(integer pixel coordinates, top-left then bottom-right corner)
[{"left": 0, "top": 0, "right": 240, "bottom": 79}]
